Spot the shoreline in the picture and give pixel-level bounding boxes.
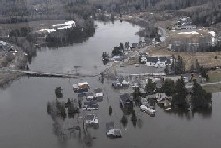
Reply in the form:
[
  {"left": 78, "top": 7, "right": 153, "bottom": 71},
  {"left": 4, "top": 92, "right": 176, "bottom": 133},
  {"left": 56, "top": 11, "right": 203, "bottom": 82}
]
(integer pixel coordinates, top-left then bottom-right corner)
[{"left": 0, "top": 71, "right": 23, "bottom": 88}]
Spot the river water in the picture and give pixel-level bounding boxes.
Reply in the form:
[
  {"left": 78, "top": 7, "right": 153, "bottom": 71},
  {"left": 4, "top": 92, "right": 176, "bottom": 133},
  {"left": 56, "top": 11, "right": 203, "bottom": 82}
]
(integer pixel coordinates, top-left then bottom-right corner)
[{"left": 0, "top": 21, "right": 221, "bottom": 148}]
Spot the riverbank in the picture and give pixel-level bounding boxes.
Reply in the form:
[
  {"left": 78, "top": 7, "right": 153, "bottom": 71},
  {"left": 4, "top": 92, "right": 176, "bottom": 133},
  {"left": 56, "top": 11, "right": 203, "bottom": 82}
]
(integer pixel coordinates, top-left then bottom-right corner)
[
  {"left": 0, "top": 41, "right": 28, "bottom": 87},
  {"left": 0, "top": 71, "right": 23, "bottom": 87}
]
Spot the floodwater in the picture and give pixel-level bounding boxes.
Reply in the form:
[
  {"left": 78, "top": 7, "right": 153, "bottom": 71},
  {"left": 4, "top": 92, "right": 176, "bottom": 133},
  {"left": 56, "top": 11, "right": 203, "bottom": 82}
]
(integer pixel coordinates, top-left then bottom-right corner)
[{"left": 0, "top": 21, "right": 221, "bottom": 148}]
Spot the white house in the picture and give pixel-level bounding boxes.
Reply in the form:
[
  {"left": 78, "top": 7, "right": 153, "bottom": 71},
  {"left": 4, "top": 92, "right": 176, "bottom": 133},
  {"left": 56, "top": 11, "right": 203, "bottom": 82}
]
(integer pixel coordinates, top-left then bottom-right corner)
[{"left": 146, "top": 57, "right": 159, "bottom": 66}]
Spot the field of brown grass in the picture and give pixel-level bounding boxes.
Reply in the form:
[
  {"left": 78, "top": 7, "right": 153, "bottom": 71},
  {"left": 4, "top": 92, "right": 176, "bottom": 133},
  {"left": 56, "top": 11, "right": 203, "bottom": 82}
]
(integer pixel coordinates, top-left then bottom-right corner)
[{"left": 147, "top": 46, "right": 221, "bottom": 71}]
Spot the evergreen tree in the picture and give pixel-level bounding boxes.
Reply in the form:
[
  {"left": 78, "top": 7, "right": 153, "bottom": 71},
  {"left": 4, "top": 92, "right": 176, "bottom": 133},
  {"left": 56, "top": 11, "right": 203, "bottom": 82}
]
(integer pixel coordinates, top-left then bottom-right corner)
[
  {"left": 145, "top": 78, "right": 156, "bottom": 95},
  {"left": 109, "top": 106, "right": 112, "bottom": 116},
  {"left": 161, "top": 79, "right": 175, "bottom": 96},
  {"left": 175, "top": 55, "right": 185, "bottom": 74},
  {"left": 195, "top": 59, "right": 200, "bottom": 73},
  {"left": 200, "top": 66, "right": 209, "bottom": 81},
  {"left": 191, "top": 80, "right": 212, "bottom": 110},
  {"left": 120, "top": 115, "right": 128, "bottom": 127},
  {"left": 164, "top": 65, "right": 170, "bottom": 75},
  {"left": 131, "top": 110, "right": 137, "bottom": 127},
  {"left": 172, "top": 77, "right": 188, "bottom": 108}
]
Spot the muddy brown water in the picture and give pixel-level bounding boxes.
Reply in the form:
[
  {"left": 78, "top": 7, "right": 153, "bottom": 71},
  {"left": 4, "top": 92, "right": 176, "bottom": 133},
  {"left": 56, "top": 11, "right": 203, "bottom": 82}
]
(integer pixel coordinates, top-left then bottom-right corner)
[{"left": 0, "top": 21, "right": 221, "bottom": 148}]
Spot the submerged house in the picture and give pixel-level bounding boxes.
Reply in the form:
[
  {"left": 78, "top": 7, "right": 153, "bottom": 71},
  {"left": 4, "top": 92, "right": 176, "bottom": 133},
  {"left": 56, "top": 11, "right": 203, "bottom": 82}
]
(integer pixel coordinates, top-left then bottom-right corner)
[
  {"left": 85, "top": 114, "right": 99, "bottom": 125},
  {"left": 65, "top": 98, "right": 79, "bottom": 114},
  {"left": 86, "top": 93, "right": 94, "bottom": 101},
  {"left": 73, "top": 82, "right": 90, "bottom": 93},
  {"left": 131, "top": 43, "right": 138, "bottom": 49},
  {"left": 120, "top": 93, "right": 133, "bottom": 108},
  {"left": 83, "top": 101, "right": 99, "bottom": 110},
  {"left": 156, "top": 93, "right": 172, "bottom": 109},
  {"left": 94, "top": 88, "right": 104, "bottom": 101}
]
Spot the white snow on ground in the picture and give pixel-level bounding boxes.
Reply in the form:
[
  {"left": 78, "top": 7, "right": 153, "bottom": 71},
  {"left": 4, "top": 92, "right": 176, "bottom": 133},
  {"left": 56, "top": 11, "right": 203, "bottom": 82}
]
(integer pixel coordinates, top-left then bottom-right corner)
[
  {"left": 178, "top": 31, "right": 199, "bottom": 35},
  {"left": 52, "top": 20, "right": 76, "bottom": 29},
  {"left": 208, "top": 31, "right": 216, "bottom": 46},
  {"left": 39, "top": 20, "right": 76, "bottom": 33},
  {"left": 39, "top": 28, "right": 56, "bottom": 33},
  {"left": 208, "top": 31, "right": 215, "bottom": 37}
]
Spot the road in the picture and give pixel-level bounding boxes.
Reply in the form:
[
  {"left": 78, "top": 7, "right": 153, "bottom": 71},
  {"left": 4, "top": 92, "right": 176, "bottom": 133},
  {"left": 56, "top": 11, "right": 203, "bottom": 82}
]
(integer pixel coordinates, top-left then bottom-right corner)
[
  {"left": 158, "top": 26, "right": 167, "bottom": 42},
  {"left": 186, "top": 81, "right": 221, "bottom": 88}
]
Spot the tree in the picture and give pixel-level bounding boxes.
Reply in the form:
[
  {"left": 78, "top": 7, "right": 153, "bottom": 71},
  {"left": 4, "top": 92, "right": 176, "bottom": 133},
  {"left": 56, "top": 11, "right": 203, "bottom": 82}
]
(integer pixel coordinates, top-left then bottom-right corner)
[
  {"left": 195, "top": 59, "right": 200, "bottom": 73},
  {"left": 172, "top": 77, "right": 188, "bottom": 108},
  {"left": 175, "top": 55, "right": 185, "bottom": 74},
  {"left": 171, "top": 54, "right": 176, "bottom": 73},
  {"left": 145, "top": 78, "right": 156, "bottom": 95},
  {"left": 120, "top": 115, "right": 128, "bottom": 127},
  {"left": 120, "top": 42, "right": 124, "bottom": 51},
  {"left": 109, "top": 106, "right": 112, "bottom": 116},
  {"left": 112, "top": 46, "right": 123, "bottom": 56},
  {"left": 161, "top": 79, "right": 175, "bottom": 96},
  {"left": 133, "top": 86, "right": 141, "bottom": 104},
  {"left": 191, "top": 80, "right": 212, "bottom": 110},
  {"left": 131, "top": 110, "right": 137, "bottom": 127},
  {"left": 200, "top": 66, "right": 209, "bottom": 81},
  {"left": 164, "top": 65, "right": 170, "bottom": 75},
  {"left": 190, "top": 64, "right": 195, "bottom": 72}
]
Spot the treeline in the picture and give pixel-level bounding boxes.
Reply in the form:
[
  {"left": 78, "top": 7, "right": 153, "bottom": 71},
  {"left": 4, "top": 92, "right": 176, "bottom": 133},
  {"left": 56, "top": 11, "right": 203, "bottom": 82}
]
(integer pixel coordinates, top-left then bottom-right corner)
[
  {"left": 161, "top": 78, "right": 212, "bottom": 111},
  {"left": 154, "top": 0, "right": 221, "bottom": 26},
  {"left": 0, "top": 0, "right": 94, "bottom": 23},
  {"left": 155, "top": 0, "right": 209, "bottom": 10},
  {"left": 9, "top": 27, "right": 32, "bottom": 37},
  {"left": 45, "top": 18, "right": 95, "bottom": 46}
]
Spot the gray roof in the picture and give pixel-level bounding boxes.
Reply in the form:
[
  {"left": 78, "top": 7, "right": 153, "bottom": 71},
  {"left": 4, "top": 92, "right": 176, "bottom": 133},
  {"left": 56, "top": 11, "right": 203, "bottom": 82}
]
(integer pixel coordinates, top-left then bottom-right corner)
[
  {"left": 85, "top": 114, "right": 95, "bottom": 121},
  {"left": 120, "top": 93, "right": 133, "bottom": 103},
  {"left": 146, "top": 57, "right": 158, "bottom": 63},
  {"left": 159, "top": 57, "right": 167, "bottom": 62}
]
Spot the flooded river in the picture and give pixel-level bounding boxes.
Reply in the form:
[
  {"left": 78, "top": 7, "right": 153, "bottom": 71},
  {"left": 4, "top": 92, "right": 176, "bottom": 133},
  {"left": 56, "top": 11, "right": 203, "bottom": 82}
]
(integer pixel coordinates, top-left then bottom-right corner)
[{"left": 0, "top": 21, "right": 221, "bottom": 148}]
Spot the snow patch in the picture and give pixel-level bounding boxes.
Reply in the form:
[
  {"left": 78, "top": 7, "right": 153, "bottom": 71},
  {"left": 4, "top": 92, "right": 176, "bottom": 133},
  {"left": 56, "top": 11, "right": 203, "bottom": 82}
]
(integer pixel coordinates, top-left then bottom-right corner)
[
  {"left": 178, "top": 31, "right": 199, "bottom": 35},
  {"left": 39, "top": 28, "right": 56, "bottom": 33}
]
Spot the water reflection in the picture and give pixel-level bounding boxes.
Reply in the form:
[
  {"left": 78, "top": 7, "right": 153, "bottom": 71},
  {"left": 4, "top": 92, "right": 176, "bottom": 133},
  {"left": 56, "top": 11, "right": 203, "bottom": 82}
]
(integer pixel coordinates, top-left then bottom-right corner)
[
  {"left": 47, "top": 99, "right": 95, "bottom": 147},
  {"left": 163, "top": 107, "right": 212, "bottom": 120}
]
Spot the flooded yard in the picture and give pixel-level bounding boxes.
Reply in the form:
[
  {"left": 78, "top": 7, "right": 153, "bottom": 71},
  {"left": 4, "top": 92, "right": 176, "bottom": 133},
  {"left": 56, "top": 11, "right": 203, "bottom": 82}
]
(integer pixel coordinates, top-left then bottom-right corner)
[{"left": 0, "top": 21, "right": 221, "bottom": 148}]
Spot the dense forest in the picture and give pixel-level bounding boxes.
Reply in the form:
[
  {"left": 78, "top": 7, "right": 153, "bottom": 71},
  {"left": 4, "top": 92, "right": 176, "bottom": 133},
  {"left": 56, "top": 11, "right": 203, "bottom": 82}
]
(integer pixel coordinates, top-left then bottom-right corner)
[{"left": 0, "top": 0, "right": 221, "bottom": 26}]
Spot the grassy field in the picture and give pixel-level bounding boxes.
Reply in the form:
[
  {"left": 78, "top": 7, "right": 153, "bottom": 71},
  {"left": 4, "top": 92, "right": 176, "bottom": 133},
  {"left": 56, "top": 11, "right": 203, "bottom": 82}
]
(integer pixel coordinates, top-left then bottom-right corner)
[
  {"left": 203, "top": 83, "right": 221, "bottom": 93},
  {"left": 147, "top": 46, "right": 221, "bottom": 71},
  {"left": 208, "top": 70, "right": 221, "bottom": 83}
]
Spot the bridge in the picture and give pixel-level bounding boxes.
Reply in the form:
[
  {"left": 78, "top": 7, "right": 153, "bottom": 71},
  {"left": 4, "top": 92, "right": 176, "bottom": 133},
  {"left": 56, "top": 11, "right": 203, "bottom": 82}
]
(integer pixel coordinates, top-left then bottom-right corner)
[{"left": 0, "top": 69, "right": 101, "bottom": 78}]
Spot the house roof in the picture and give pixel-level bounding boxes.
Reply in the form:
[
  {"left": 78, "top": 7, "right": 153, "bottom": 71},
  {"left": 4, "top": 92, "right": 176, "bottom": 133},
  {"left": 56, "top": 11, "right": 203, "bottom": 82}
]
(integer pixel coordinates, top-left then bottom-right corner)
[
  {"left": 85, "top": 114, "right": 96, "bottom": 121},
  {"left": 166, "top": 59, "right": 171, "bottom": 64},
  {"left": 120, "top": 93, "right": 133, "bottom": 102},
  {"left": 106, "top": 122, "right": 115, "bottom": 131},
  {"left": 132, "top": 43, "right": 138, "bottom": 47},
  {"left": 146, "top": 57, "right": 158, "bottom": 63},
  {"left": 84, "top": 101, "right": 98, "bottom": 106},
  {"left": 147, "top": 94, "right": 157, "bottom": 99},
  {"left": 94, "top": 88, "right": 102, "bottom": 93},
  {"left": 159, "top": 57, "right": 167, "bottom": 62},
  {"left": 86, "top": 92, "right": 94, "bottom": 97}
]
